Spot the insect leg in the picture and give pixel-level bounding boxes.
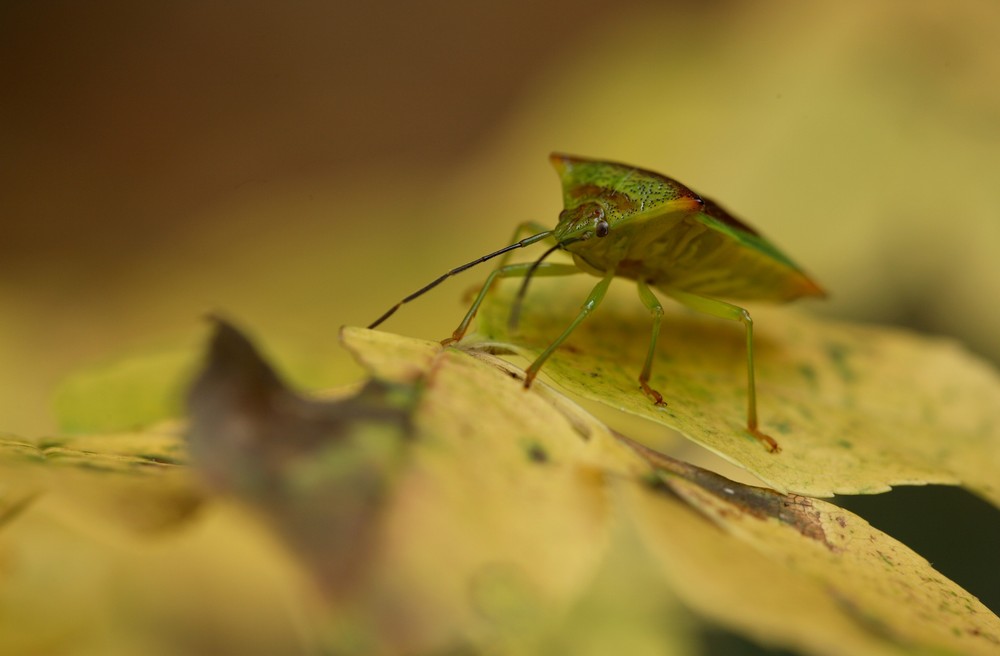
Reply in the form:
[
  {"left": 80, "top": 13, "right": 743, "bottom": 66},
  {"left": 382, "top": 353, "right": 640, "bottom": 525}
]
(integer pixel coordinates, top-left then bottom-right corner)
[
  {"left": 662, "top": 289, "right": 780, "bottom": 453},
  {"left": 443, "top": 262, "right": 583, "bottom": 345},
  {"left": 523, "top": 269, "right": 615, "bottom": 388},
  {"left": 636, "top": 280, "right": 667, "bottom": 406}
]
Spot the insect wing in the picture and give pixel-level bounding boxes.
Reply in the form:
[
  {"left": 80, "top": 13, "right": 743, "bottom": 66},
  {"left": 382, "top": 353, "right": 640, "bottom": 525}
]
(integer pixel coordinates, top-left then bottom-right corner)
[{"left": 685, "top": 197, "right": 826, "bottom": 301}]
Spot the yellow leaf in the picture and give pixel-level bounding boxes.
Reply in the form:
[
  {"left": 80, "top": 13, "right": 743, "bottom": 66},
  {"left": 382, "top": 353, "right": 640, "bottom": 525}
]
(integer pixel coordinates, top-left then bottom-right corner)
[
  {"left": 627, "top": 438, "right": 1000, "bottom": 655},
  {"left": 0, "top": 425, "right": 202, "bottom": 537},
  {"left": 339, "top": 327, "right": 1000, "bottom": 654},
  {"left": 467, "top": 278, "right": 1000, "bottom": 503},
  {"left": 9, "top": 323, "right": 995, "bottom": 655},
  {"left": 336, "top": 328, "right": 616, "bottom": 652}
]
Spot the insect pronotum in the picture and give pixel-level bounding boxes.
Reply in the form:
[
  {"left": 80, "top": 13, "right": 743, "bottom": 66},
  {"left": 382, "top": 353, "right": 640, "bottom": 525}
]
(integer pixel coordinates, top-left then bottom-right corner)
[{"left": 369, "top": 154, "right": 826, "bottom": 452}]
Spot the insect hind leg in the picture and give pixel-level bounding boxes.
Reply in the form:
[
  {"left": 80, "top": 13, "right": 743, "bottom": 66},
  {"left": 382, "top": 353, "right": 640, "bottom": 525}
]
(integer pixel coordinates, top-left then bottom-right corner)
[
  {"left": 662, "top": 289, "right": 780, "bottom": 453},
  {"left": 636, "top": 280, "right": 667, "bottom": 407}
]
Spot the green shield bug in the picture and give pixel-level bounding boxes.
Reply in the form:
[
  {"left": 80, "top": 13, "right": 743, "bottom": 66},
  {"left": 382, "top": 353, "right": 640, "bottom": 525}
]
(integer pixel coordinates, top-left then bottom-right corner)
[{"left": 369, "top": 154, "right": 826, "bottom": 452}]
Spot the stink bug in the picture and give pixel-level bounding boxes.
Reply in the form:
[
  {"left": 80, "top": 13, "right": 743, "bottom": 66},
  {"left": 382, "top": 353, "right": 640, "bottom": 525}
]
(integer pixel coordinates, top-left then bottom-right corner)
[{"left": 369, "top": 154, "right": 826, "bottom": 452}]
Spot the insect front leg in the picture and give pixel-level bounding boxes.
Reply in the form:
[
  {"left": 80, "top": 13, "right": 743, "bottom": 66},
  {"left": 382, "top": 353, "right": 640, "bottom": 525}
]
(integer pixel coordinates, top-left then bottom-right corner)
[
  {"left": 663, "top": 289, "right": 780, "bottom": 453},
  {"left": 523, "top": 269, "right": 615, "bottom": 388},
  {"left": 636, "top": 280, "right": 667, "bottom": 407},
  {"left": 443, "top": 262, "right": 583, "bottom": 346}
]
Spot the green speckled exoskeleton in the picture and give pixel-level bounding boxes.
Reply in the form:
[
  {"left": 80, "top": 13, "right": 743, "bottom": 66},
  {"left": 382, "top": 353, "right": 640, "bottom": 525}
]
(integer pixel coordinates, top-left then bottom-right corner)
[{"left": 369, "top": 153, "right": 826, "bottom": 452}]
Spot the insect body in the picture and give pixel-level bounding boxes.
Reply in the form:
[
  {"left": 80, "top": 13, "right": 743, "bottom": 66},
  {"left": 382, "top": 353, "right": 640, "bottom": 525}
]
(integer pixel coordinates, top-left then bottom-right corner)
[{"left": 369, "top": 154, "right": 825, "bottom": 452}]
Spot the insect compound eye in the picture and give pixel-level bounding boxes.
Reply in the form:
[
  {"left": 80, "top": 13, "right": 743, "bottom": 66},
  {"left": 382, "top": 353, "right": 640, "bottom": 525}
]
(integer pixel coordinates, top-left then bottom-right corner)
[{"left": 595, "top": 219, "right": 609, "bottom": 238}]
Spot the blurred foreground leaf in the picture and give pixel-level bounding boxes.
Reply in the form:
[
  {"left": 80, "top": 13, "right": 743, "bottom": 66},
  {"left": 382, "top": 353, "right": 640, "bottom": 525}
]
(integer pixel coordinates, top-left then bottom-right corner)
[
  {"left": 187, "top": 319, "right": 417, "bottom": 596},
  {"left": 52, "top": 344, "right": 202, "bottom": 435},
  {"left": 186, "top": 321, "right": 1000, "bottom": 654},
  {"left": 3, "top": 319, "right": 998, "bottom": 655},
  {"left": 468, "top": 278, "right": 1000, "bottom": 503},
  {"left": 0, "top": 425, "right": 202, "bottom": 536},
  {"left": 0, "top": 427, "right": 210, "bottom": 654}
]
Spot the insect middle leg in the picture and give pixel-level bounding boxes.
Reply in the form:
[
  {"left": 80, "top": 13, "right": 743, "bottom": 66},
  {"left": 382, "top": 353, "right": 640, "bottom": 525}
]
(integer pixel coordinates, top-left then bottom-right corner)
[
  {"left": 663, "top": 289, "right": 780, "bottom": 453},
  {"left": 443, "top": 261, "right": 583, "bottom": 346},
  {"left": 523, "top": 269, "right": 615, "bottom": 388},
  {"left": 636, "top": 280, "right": 667, "bottom": 407}
]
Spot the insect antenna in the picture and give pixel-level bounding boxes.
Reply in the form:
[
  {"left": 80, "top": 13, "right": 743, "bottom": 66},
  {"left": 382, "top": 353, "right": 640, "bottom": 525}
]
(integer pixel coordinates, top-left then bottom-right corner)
[
  {"left": 507, "top": 237, "right": 582, "bottom": 331},
  {"left": 368, "top": 230, "right": 554, "bottom": 329}
]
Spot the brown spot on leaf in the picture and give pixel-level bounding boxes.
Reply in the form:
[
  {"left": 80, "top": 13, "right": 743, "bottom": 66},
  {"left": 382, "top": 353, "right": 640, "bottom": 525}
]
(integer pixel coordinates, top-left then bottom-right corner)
[{"left": 524, "top": 441, "right": 549, "bottom": 464}]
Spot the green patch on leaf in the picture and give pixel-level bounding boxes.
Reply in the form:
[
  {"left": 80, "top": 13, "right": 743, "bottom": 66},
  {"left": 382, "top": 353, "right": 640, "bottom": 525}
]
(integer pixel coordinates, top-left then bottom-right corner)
[{"left": 52, "top": 345, "right": 202, "bottom": 434}]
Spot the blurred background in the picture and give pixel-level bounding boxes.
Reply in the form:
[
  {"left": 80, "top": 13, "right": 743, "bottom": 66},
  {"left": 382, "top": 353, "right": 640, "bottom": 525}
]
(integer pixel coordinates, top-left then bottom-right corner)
[
  {"left": 3, "top": 0, "right": 999, "bottom": 437},
  {"left": 2, "top": 2, "right": 999, "bottom": 652}
]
